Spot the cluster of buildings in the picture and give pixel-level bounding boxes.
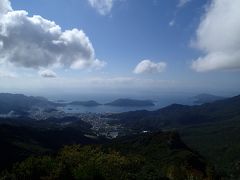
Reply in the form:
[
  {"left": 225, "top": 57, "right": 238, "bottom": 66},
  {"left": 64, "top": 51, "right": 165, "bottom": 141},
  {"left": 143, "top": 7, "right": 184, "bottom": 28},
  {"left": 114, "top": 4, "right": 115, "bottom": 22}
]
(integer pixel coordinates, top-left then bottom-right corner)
[
  {"left": 29, "top": 108, "right": 124, "bottom": 139},
  {"left": 76, "top": 112, "right": 123, "bottom": 139}
]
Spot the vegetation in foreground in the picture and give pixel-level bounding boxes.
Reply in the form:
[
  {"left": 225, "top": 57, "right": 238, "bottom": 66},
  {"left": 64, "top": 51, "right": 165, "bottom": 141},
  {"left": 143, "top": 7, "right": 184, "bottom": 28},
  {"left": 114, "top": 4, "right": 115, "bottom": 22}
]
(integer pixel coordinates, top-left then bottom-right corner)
[{"left": 0, "top": 132, "right": 216, "bottom": 180}]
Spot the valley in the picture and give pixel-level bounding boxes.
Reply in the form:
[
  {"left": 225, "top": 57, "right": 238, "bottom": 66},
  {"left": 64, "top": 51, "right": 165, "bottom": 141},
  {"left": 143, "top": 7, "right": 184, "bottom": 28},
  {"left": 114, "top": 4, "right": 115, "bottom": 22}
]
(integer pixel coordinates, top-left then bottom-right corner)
[{"left": 0, "top": 93, "right": 240, "bottom": 179}]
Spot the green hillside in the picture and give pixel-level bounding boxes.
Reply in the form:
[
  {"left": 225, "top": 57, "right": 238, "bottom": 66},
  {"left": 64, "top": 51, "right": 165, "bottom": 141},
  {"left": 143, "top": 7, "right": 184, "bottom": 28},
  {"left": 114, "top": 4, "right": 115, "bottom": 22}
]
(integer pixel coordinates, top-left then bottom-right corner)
[
  {"left": 180, "top": 115, "right": 240, "bottom": 178},
  {"left": 109, "top": 95, "right": 240, "bottom": 130},
  {"left": 108, "top": 95, "right": 240, "bottom": 177},
  {"left": 1, "top": 132, "right": 216, "bottom": 180}
]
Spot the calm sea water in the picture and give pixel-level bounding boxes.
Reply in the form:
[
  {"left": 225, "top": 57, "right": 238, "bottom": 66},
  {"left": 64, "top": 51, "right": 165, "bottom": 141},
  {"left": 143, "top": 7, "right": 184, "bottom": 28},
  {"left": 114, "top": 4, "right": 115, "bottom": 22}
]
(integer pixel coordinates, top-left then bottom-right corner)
[{"left": 54, "top": 95, "right": 195, "bottom": 114}]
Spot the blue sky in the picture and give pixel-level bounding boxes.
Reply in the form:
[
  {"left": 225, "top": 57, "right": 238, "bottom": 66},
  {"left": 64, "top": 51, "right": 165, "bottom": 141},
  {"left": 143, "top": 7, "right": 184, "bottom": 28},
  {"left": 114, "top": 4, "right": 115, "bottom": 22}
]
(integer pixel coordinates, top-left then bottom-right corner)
[{"left": 0, "top": 0, "right": 240, "bottom": 98}]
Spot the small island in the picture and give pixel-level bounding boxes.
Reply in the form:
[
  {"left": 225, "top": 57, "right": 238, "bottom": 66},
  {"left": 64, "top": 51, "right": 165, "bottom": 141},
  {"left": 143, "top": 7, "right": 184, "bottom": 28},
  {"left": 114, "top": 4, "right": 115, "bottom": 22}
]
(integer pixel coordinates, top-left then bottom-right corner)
[
  {"left": 105, "top": 98, "right": 154, "bottom": 107},
  {"left": 68, "top": 100, "right": 101, "bottom": 107},
  {"left": 193, "top": 93, "right": 225, "bottom": 104}
]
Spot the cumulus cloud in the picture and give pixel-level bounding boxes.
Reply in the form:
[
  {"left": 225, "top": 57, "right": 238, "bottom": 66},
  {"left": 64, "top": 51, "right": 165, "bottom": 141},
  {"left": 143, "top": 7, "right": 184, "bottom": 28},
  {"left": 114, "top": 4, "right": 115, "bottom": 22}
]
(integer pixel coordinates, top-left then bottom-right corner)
[
  {"left": 0, "top": 0, "right": 12, "bottom": 15},
  {"left": 0, "top": 0, "right": 105, "bottom": 72},
  {"left": 191, "top": 0, "right": 240, "bottom": 72},
  {"left": 39, "top": 69, "right": 57, "bottom": 78},
  {"left": 133, "top": 60, "right": 166, "bottom": 74},
  {"left": 88, "top": 0, "right": 113, "bottom": 15}
]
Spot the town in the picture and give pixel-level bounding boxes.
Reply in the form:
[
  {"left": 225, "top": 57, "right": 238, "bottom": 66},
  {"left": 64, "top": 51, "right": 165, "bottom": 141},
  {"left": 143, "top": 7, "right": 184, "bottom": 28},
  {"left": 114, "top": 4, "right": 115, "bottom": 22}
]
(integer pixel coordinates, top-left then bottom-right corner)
[{"left": 29, "top": 107, "right": 126, "bottom": 139}]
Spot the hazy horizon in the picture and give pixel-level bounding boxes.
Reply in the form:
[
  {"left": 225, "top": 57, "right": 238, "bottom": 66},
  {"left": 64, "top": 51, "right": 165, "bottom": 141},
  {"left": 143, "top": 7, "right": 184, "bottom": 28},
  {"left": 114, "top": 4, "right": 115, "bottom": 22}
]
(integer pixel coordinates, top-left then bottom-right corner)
[
  {"left": 0, "top": 0, "right": 240, "bottom": 178},
  {"left": 0, "top": 0, "right": 240, "bottom": 96}
]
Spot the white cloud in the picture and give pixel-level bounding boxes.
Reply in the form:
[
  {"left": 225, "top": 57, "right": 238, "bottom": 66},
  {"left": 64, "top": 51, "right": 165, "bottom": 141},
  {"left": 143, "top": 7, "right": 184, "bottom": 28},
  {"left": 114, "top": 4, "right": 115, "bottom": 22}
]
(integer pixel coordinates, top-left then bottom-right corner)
[
  {"left": 0, "top": 66, "right": 16, "bottom": 78},
  {"left": 88, "top": 0, "right": 113, "bottom": 15},
  {"left": 133, "top": 60, "right": 166, "bottom": 74},
  {"left": 5, "top": 76, "right": 175, "bottom": 90},
  {"left": 169, "top": 20, "right": 175, "bottom": 27},
  {"left": 177, "top": 0, "right": 191, "bottom": 7},
  {"left": 0, "top": 0, "right": 105, "bottom": 72},
  {"left": 39, "top": 69, "right": 57, "bottom": 78},
  {"left": 71, "top": 58, "right": 106, "bottom": 70},
  {"left": 0, "top": 71, "right": 16, "bottom": 78},
  {"left": 191, "top": 0, "right": 240, "bottom": 72},
  {"left": 0, "top": 0, "right": 12, "bottom": 15}
]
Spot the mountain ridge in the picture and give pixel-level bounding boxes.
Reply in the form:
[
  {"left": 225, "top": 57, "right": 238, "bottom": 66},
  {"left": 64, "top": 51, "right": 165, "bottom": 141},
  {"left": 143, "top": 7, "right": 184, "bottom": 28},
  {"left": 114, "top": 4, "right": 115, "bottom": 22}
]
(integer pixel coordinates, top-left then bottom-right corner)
[
  {"left": 105, "top": 98, "right": 154, "bottom": 107},
  {"left": 193, "top": 93, "right": 225, "bottom": 104},
  {"left": 108, "top": 94, "right": 240, "bottom": 130}
]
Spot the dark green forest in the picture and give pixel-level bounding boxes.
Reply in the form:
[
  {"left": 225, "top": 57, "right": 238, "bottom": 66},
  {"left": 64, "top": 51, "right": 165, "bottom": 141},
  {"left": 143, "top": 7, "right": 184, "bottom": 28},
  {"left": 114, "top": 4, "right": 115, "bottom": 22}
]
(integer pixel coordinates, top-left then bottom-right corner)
[
  {"left": 1, "top": 94, "right": 240, "bottom": 179},
  {"left": 1, "top": 132, "right": 215, "bottom": 180}
]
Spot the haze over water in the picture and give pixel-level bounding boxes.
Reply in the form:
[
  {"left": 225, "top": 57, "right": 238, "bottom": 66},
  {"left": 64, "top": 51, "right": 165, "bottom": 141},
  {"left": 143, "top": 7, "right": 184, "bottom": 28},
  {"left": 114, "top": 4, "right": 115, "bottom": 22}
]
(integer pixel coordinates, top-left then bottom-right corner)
[{"left": 54, "top": 94, "right": 196, "bottom": 113}]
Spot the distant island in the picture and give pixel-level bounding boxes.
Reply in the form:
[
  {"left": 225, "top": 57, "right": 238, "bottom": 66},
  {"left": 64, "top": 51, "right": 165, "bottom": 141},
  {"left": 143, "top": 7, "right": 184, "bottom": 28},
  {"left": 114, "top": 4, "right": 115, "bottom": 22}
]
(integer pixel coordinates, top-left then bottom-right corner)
[
  {"left": 105, "top": 98, "right": 154, "bottom": 107},
  {"left": 56, "top": 100, "right": 66, "bottom": 103},
  {"left": 0, "top": 94, "right": 156, "bottom": 110},
  {"left": 68, "top": 100, "right": 101, "bottom": 107},
  {"left": 193, "top": 93, "right": 225, "bottom": 104}
]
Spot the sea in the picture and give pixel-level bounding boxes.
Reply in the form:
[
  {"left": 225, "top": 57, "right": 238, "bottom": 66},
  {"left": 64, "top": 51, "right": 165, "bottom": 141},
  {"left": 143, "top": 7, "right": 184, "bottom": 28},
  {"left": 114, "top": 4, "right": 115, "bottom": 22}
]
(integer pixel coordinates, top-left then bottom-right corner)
[{"left": 49, "top": 94, "right": 196, "bottom": 114}]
